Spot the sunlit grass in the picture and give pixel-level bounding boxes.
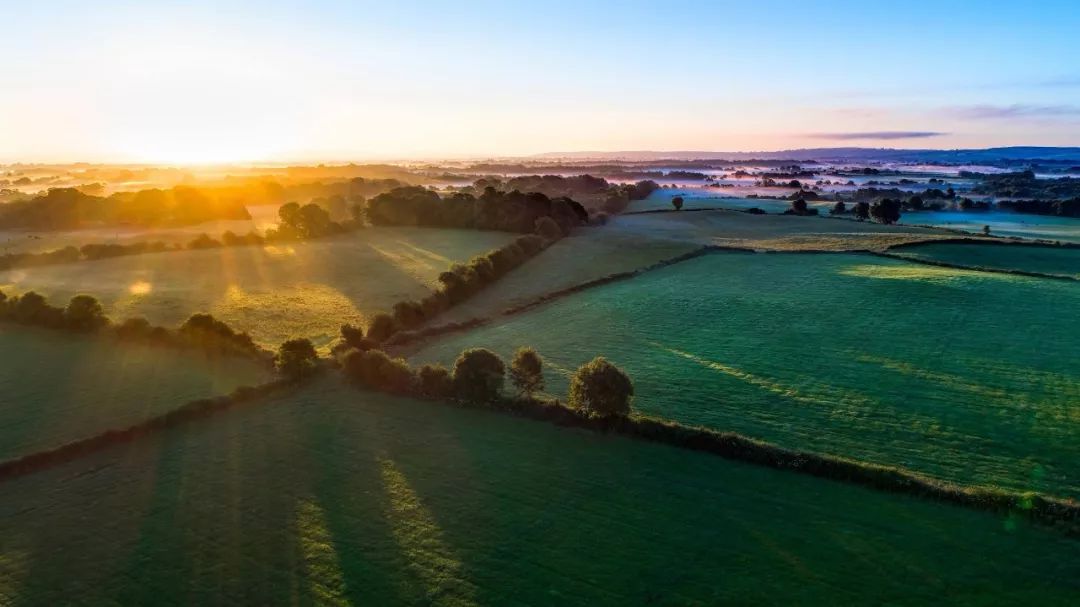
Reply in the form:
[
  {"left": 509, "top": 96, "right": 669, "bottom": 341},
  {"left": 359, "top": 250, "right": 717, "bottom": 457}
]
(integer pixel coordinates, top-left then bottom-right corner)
[{"left": 295, "top": 500, "right": 351, "bottom": 607}]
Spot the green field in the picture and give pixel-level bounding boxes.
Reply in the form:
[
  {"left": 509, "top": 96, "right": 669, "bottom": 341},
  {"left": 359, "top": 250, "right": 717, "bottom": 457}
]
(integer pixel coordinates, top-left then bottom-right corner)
[
  {"left": 1, "top": 378, "right": 1077, "bottom": 605},
  {"left": 0, "top": 325, "right": 268, "bottom": 460},
  {"left": 891, "top": 242, "right": 1080, "bottom": 278},
  {"left": 431, "top": 213, "right": 944, "bottom": 327},
  {"left": 411, "top": 251, "right": 1080, "bottom": 497},
  {"left": 0, "top": 227, "right": 514, "bottom": 349}
]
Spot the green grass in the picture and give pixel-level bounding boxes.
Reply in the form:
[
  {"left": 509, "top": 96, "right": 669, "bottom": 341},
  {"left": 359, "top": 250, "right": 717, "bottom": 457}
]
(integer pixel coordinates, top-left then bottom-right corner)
[
  {"left": 891, "top": 242, "right": 1080, "bottom": 278},
  {"left": 411, "top": 251, "right": 1080, "bottom": 498},
  {"left": 0, "top": 325, "right": 268, "bottom": 460},
  {"left": 1, "top": 378, "right": 1077, "bottom": 605},
  {"left": 0, "top": 227, "right": 515, "bottom": 350}
]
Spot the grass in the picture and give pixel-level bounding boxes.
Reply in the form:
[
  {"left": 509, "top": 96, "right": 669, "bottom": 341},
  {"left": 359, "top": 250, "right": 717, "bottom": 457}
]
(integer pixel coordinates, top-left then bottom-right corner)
[
  {"left": 900, "top": 210, "right": 1080, "bottom": 243},
  {"left": 0, "top": 325, "right": 268, "bottom": 460},
  {"left": 428, "top": 212, "right": 944, "bottom": 327},
  {"left": 890, "top": 241, "right": 1080, "bottom": 278},
  {"left": 0, "top": 227, "right": 514, "bottom": 350},
  {"left": 410, "top": 251, "right": 1080, "bottom": 498},
  {"left": 1, "top": 377, "right": 1077, "bottom": 605}
]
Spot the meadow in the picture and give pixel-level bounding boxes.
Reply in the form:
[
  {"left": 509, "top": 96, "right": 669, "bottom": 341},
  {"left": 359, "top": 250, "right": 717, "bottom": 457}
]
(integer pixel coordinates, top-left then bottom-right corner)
[
  {"left": 890, "top": 241, "right": 1080, "bottom": 278},
  {"left": 0, "top": 227, "right": 514, "bottom": 350},
  {"left": 0, "top": 325, "right": 268, "bottom": 460},
  {"left": 1, "top": 378, "right": 1077, "bottom": 606},
  {"left": 900, "top": 210, "right": 1080, "bottom": 243},
  {"left": 410, "top": 251, "right": 1080, "bottom": 498},
  {"left": 429, "top": 212, "right": 947, "bottom": 327}
]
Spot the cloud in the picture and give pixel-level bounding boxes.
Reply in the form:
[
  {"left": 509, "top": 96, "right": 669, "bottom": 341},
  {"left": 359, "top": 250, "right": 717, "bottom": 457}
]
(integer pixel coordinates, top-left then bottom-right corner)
[
  {"left": 945, "top": 104, "right": 1080, "bottom": 120},
  {"left": 809, "top": 131, "right": 947, "bottom": 141}
]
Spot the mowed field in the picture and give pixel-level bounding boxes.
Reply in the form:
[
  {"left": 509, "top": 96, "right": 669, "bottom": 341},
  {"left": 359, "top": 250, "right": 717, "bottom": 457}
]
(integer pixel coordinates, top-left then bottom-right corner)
[
  {"left": 890, "top": 241, "right": 1080, "bottom": 278},
  {"left": 411, "top": 252, "right": 1080, "bottom": 497},
  {"left": 0, "top": 227, "right": 514, "bottom": 350},
  {"left": 0, "top": 325, "right": 268, "bottom": 460},
  {"left": 1, "top": 378, "right": 1077, "bottom": 605}
]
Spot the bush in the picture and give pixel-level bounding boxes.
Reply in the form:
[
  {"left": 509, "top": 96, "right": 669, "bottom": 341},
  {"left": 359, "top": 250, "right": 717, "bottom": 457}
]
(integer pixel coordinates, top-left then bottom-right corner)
[
  {"left": 366, "top": 313, "right": 398, "bottom": 343},
  {"left": 63, "top": 294, "right": 109, "bottom": 332},
  {"left": 509, "top": 346, "right": 544, "bottom": 397},
  {"left": 275, "top": 338, "right": 319, "bottom": 380},
  {"left": 417, "top": 363, "right": 454, "bottom": 399},
  {"left": 453, "top": 348, "right": 506, "bottom": 403},
  {"left": 534, "top": 216, "right": 563, "bottom": 241},
  {"left": 343, "top": 348, "right": 414, "bottom": 393},
  {"left": 568, "top": 357, "right": 634, "bottom": 417}
]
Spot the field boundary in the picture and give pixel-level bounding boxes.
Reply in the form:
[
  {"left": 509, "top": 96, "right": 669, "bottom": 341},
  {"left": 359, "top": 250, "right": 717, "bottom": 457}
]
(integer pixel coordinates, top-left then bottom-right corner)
[
  {"left": 0, "top": 379, "right": 299, "bottom": 483},
  {"left": 388, "top": 245, "right": 755, "bottom": 348},
  {"left": 871, "top": 251, "right": 1079, "bottom": 281}
]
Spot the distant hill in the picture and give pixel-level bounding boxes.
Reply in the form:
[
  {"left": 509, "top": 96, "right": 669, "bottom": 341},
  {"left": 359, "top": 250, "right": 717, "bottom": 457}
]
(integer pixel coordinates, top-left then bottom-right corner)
[{"left": 531, "top": 147, "right": 1080, "bottom": 164}]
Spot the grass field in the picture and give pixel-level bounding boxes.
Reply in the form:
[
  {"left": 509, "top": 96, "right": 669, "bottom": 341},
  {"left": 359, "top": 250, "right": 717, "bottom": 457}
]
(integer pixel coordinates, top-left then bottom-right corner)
[
  {"left": 627, "top": 188, "right": 837, "bottom": 214},
  {"left": 411, "top": 251, "right": 1080, "bottom": 498},
  {"left": 0, "top": 325, "right": 268, "bottom": 460},
  {"left": 0, "top": 204, "right": 283, "bottom": 255},
  {"left": 1, "top": 377, "right": 1077, "bottom": 605},
  {"left": 891, "top": 242, "right": 1080, "bottom": 278},
  {"left": 900, "top": 210, "right": 1080, "bottom": 243},
  {"left": 612, "top": 210, "right": 948, "bottom": 251},
  {"left": 429, "top": 212, "right": 945, "bottom": 327},
  {"left": 0, "top": 227, "right": 514, "bottom": 350}
]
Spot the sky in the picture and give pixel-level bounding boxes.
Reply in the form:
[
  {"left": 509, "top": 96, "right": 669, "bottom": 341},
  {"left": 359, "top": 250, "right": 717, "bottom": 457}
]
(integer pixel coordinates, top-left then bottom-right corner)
[{"left": 1, "top": 0, "right": 1079, "bottom": 163}]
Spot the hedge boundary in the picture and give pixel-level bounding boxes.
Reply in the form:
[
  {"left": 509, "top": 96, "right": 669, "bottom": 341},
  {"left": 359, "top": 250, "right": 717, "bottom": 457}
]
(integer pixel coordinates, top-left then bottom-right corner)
[{"left": 0, "top": 379, "right": 298, "bottom": 483}]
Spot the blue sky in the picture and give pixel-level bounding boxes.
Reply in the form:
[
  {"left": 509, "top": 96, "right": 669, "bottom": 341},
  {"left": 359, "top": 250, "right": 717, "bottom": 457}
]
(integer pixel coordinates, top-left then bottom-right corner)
[{"left": 2, "top": 0, "right": 1078, "bottom": 161}]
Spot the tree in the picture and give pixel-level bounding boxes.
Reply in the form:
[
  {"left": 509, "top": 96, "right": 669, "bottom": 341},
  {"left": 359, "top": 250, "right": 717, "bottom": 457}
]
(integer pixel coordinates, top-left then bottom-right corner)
[
  {"left": 568, "top": 357, "right": 634, "bottom": 417},
  {"left": 417, "top": 363, "right": 453, "bottom": 399},
  {"left": 276, "top": 338, "right": 319, "bottom": 380},
  {"left": 64, "top": 294, "right": 108, "bottom": 331},
  {"left": 869, "top": 198, "right": 901, "bottom": 224},
  {"left": 343, "top": 348, "right": 414, "bottom": 393},
  {"left": 671, "top": 196, "right": 684, "bottom": 211},
  {"left": 453, "top": 348, "right": 505, "bottom": 402},
  {"left": 791, "top": 198, "right": 808, "bottom": 215},
  {"left": 534, "top": 216, "right": 562, "bottom": 241},
  {"left": 982, "top": 225, "right": 991, "bottom": 236},
  {"left": 852, "top": 201, "right": 870, "bottom": 221},
  {"left": 509, "top": 347, "right": 544, "bottom": 398},
  {"left": 366, "top": 313, "right": 398, "bottom": 342},
  {"left": 830, "top": 201, "right": 846, "bottom": 215}
]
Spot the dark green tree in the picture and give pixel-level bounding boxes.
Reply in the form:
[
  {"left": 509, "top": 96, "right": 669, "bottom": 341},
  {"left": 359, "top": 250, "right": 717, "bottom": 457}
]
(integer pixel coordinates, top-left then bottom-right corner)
[
  {"left": 568, "top": 357, "right": 634, "bottom": 417},
  {"left": 453, "top": 348, "right": 506, "bottom": 402},
  {"left": 276, "top": 338, "right": 319, "bottom": 380},
  {"left": 671, "top": 196, "right": 684, "bottom": 211},
  {"left": 509, "top": 346, "right": 544, "bottom": 398}
]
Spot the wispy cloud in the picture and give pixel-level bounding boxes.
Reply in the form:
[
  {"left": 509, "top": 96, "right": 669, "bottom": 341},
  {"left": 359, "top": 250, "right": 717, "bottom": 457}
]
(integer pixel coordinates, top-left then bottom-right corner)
[
  {"left": 945, "top": 104, "right": 1080, "bottom": 120},
  {"left": 809, "top": 131, "right": 947, "bottom": 141}
]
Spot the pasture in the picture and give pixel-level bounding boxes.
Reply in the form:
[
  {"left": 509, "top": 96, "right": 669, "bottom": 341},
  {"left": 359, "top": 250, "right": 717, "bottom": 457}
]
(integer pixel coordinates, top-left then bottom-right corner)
[
  {"left": 0, "top": 227, "right": 514, "bottom": 350},
  {"left": 0, "top": 325, "right": 268, "bottom": 460},
  {"left": 411, "top": 251, "right": 1080, "bottom": 497},
  {"left": 890, "top": 241, "right": 1080, "bottom": 278},
  {"left": 1, "top": 378, "right": 1077, "bottom": 605},
  {"left": 900, "top": 210, "right": 1080, "bottom": 243}
]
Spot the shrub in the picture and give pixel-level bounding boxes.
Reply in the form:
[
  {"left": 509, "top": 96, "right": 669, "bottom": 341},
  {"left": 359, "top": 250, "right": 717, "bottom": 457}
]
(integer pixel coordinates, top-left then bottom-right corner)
[
  {"left": 275, "top": 338, "right": 319, "bottom": 380},
  {"left": 63, "top": 294, "right": 109, "bottom": 332},
  {"left": 343, "top": 348, "right": 414, "bottom": 393},
  {"left": 453, "top": 348, "right": 506, "bottom": 403},
  {"left": 509, "top": 346, "right": 544, "bottom": 397},
  {"left": 534, "top": 216, "right": 563, "bottom": 241},
  {"left": 392, "top": 300, "right": 425, "bottom": 329},
  {"left": 366, "top": 313, "right": 398, "bottom": 342},
  {"left": 568, "top": 357, "right": 634, "bottom": 417},
  {"left": 417, "top": 363, "right": 454, "bottom": 399},
  {"left": 340, "top": 323, "right": 376, "bottom": 351}
]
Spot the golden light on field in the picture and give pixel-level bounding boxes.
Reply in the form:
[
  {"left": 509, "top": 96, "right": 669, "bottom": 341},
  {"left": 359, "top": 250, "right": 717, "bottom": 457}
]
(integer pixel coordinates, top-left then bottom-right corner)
[{"left": 128, "top": 281, "right": 153, "bottom": 296}]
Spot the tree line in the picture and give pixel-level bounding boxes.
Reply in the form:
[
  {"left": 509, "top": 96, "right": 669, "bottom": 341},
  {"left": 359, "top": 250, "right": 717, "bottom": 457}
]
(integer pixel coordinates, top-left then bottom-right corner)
[
  {"left": 0, "top": 289, "right": 269, "bottom": 362},
  {"left": 365, "top": 186, "right": 590, "bottom": 234}
]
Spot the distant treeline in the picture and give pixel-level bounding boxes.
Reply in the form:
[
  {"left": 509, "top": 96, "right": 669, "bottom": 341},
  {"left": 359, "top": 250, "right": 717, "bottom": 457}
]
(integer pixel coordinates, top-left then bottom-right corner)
[
  {"left": 366, "top": 186, "right": 590, "bottom": 233},
  {"left": 463, "top": 174, "right": 659, "bottom": 214},
  {"left": 0, "top": 176, "right": 406, "bottom": 231},
  {"left": 968, "top": 170, "right": 1080, "bottom": 201}
]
